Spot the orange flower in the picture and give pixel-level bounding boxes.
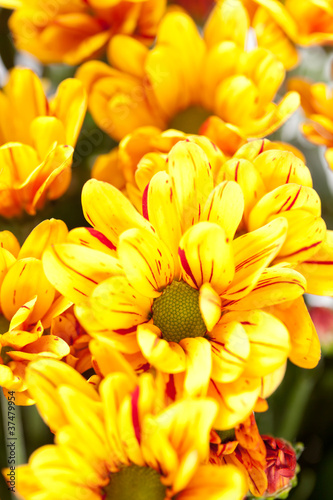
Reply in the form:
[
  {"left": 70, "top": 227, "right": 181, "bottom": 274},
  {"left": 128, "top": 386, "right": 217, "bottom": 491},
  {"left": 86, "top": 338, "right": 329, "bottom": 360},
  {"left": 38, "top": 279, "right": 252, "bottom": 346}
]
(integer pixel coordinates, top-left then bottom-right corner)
[
  {"left": 288, "top": 77, "right": 333, "bottom": 171},
  {"left": 234, "top": 0, "right": 333, "bottom": 69},
  {"left": 0, "top": 219, "right": 72, "bottom": 404},
  {"left": 77, "top": 3, "right": 299, "bottom": 151},
  {"left": 2, "top": 0, "right": 166, "bottom": 65},
  {"left": 0, "top": 68, "right": 87, "bottom": 217}
]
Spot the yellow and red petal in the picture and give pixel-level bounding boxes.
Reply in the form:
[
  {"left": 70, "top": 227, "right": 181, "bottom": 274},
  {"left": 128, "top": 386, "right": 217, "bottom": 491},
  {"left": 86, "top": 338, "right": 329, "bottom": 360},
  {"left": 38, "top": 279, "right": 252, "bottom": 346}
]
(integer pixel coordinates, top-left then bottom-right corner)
[
  {"left": 222, "top": 218, "right": 288, "bottom": 301},
  {"left": 295, "top": 231, "right": 333, "bottom": 295},
  {"left": 168, "top": 141, "right": 214, "bottom": 233},
  {"left": 227, "top": 266, "right": 307, "bottom": 311},
  {"left": 82, "top": 179, "right": 153, "bottom": 246},
  {"left": 202, "top": 180, "right": 244, "bottom": 240},
  {"left": 142, "top": 171, "right": 182, "bottom": 277},
  {"left": 90, "top": 276, "right": 152, "bottom": 331},
  {"left": 43, "top": 244, "right": 123, "bottom": 304},
  {"left": 179, "top": 222, "right": 234, "bottom": 294},
  {"left": 118, "top": 228, "right": 174, "bottom": 298}
]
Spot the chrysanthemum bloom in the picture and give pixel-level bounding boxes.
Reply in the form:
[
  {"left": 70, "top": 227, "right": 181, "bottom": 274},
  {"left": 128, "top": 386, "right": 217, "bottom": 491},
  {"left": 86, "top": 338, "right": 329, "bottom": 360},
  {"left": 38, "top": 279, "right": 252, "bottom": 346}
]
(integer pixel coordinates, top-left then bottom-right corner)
[
  {"left": 0, "top": 219, "right": 72, "bottom": 404},
  {"left": 0, "top": 68, "right": 87, "bottom": 217},
  {"left": 93, "top": 131, "right": 333, "bottom": 298},
  {"left": 235, "top": 0, "right": 333, "bottom": 69},
  {"left": 288, "top": 77, "right": 333, "bottom": 171},
  {"left": 43, "top": 140, "right": 320, "bottom": 428},
  {"left": 77, "top": 4, "right": 299, "bottom": 153},
  {"left": 9, "top": 358, "right": 247, "bottom": 500},
  {"left": 1, "top": 0, "right": 166, "bottom": 65}
]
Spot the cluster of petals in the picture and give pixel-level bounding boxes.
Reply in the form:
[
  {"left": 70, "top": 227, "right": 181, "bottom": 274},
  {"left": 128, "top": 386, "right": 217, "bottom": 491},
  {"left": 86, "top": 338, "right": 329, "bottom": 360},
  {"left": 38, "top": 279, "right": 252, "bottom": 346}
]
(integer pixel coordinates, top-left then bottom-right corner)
[
  {"left": 11, "top": 357, "right": 247, "bottom": 500},
  {"left": 0, "top": 0, "right": 166, "bottom": 65},
  {"left": 0, "top": 219, "right": 72, "bottom": 404},
  {"left": 76, "top": 3, "right": 299, "bottom": 152},
  {"left": 237, "top": 0, "right": 333, "bottom": 69},
  {"left": 93, "top": 130, "right": 333, "bottom": 297},
  {"left": 42, "top": 138, "right": 322, "bottom": 428},
  {"left": 0, "top": 68, "right": 87, "bottom": 217},
  {"left": 289, "top": 77, "right": 333, "bottom": 171}
]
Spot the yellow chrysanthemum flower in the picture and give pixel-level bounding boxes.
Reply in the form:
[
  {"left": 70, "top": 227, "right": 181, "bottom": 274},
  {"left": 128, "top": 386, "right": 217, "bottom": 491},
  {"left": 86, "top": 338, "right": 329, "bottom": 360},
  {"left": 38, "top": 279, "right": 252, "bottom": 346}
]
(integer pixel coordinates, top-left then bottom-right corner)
[
  {"left": 0, "top": 68, "right": 87, "bottom": 218},
  {"left": 42, "top": 140, "right": 320, "bottom": 428},
  {"left": 234, "top": 0, "right": 333, "bottom": 69},
  {"left": 8, "top": 358, "right": 247, "bottom": 500},
  {"left": 1, "top": 0, "right": 166, "bottom": 65},
  {"left": 288, "top": 77, "right": 333, "bottom": 170},
  {"left": 92, "top": 129, "right": 333, "bottom": 297},
  {"left": 0, "top": 219, "right": 72, "bottom": 404},
  {"left": 76, "top": 4, "right": 299, "bottom": 153}
]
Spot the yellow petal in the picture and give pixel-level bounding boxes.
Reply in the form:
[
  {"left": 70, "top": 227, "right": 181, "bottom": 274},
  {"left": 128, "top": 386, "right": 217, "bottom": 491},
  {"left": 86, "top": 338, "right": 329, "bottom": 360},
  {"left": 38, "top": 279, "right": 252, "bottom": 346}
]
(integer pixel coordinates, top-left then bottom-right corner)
[
  {"left": 260, "top": 362, "right": 287, "bottom": 399},
  {"left": 82, "top": 179, "right": 153, "bottom": 246},
  {"left": 43, "top": 243, "right": 122, "bottom": 303},
  {"left": 202, "top": 180, "right": 244, "bottom": 240},
  {"left": 1, "top": 258, "right": 55, "bottom": 323},
  {"left": 108, "top": 35, "right": 149, "bottom": 78},
  {"left": 137, "top": 323, "right": 186, "bottom": 373},
  {"left": 50, "top": 78, "right": 87, "bottom": 146},
  {"left": 199, "top": 282, "right": 222, "bottom": 331},
  {"left": 209, "top": 321, "right": 250, "bottom": 383},
  {"left": 235, "top": 310, "right": 291, "bottom": 377},
  {"left": 118, "top": 228, "right": 174, "bottom": 298},
  {"left": 30, "top": 117, "right": 66, "bottom": 158},
  {"left": 90, "top": 337, "right": 137, "bottom": 383},
  {"left": 0, "top": 230, "right": 20, "bottom": 257},
  {"left": 179, "top": 222, "right": 234, "bottom": 294},
  {"left": 209, "top": 376, "right": 261, "bottom": 429},
  {"left": 168, "top": 141, "right": 213, "bottom": 232},
  {"left": 204, "top": 0, "right": 249, "bottom": 48},
  {"left": 18, "top": 219, "right": 68, "bottom": 260},
  {"left": 179, "top": 337, "right": 212, "bottom": 397},
  {"left": 177, "top": 464, "right": 247, "bottom": 500},
  {"left": 269, "top": 297, "right": 321, "bottom": 369}
]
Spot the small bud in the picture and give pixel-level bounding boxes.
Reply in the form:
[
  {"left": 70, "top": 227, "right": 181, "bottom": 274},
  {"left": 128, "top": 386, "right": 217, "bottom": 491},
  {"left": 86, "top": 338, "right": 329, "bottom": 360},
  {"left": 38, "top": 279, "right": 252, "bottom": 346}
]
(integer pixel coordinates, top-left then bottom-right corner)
[{"left": 262, "top": 436, "right": 298, "bottom": 498}]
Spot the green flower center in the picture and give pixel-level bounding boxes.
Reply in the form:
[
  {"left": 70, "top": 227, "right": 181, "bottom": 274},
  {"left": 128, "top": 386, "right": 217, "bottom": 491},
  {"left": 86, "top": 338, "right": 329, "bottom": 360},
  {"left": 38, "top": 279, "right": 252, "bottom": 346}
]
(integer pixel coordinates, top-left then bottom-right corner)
[
  {"left": 104, "top": 464, "right": 167, "bottom": 500},
  {"left": 169, "top": 106, "right": 211, "bottom": 134},
  {"left": 152, "top": 280, "right": 207, "bottom": 343}
]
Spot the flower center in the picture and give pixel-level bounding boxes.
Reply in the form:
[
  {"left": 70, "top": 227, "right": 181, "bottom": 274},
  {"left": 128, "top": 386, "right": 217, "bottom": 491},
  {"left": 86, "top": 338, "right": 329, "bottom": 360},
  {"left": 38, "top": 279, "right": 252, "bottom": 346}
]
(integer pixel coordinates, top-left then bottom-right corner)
[
  {"left": 152, "top": 280, "right": 207, "bottom": 342},
  {"left": 104, "top": 464, "right": 167, "bottom": 500},
  {"left": 169, "top": 105, "right": 211, "bottom": 134}
]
